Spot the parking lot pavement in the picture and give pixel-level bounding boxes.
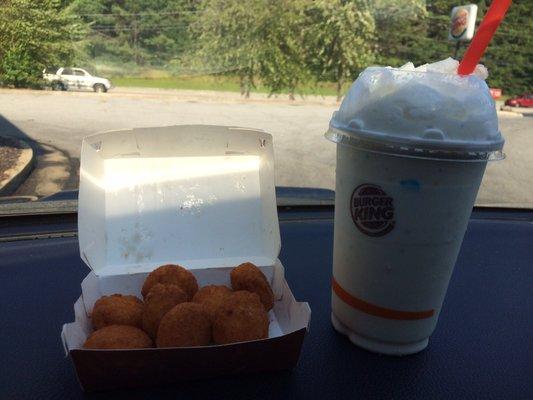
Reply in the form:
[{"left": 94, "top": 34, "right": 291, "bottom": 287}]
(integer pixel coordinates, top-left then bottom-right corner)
[{"left": 0, "top": 88, "right": 531, "bottom": 207}]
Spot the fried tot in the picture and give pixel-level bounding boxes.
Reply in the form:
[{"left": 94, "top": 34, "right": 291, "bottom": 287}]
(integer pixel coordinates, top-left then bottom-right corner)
[
  {"left": 141, "top": 264, "right": 198, "bottom": 300},
  {"left": 227, "top": 290, "right": 263, "bottom": 307},
  {"left": 83, "top": 325, "right": 153, "bottom": 349},
  {"left": 156, "top": 303, "right": 211, "bottom": 348},
  {"left": 230, "top": 262, "right": 274, "bottom": 311},
  {"left": 142, "top": 283, "right": 188, "bottom": 339},
  {"left": 91, "top": 294, "right": 143, "bottom": 330},
  {"left": 212, "top": 290, "right": 269, "bottom": 344},
  {"left": 192, "top": 285, "right": 233, "bottom": 319}
]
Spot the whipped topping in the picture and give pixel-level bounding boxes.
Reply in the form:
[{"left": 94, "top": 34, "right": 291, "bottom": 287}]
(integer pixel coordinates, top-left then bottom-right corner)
[
  {"left": 397, "top": 57, "right": 488, "bottom": 80},
  {"left": 328, "top": 58, "right": 503, "bottom": 154}
]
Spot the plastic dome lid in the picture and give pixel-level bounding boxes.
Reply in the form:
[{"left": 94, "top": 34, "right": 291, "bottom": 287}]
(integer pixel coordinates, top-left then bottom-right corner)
[{"left": 326, "top": 59, "right": 505, "bottom": 161}]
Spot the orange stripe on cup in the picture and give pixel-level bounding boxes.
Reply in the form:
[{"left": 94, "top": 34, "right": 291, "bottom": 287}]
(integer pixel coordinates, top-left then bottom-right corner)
[{"left": 332, "top": 278, "right": 435, "bottom": 320}]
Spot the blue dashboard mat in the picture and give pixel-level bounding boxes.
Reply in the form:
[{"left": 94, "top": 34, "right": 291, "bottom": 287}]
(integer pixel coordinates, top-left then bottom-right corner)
[{"left": 0, "top": 210, "right": 531, "bottom": 399}]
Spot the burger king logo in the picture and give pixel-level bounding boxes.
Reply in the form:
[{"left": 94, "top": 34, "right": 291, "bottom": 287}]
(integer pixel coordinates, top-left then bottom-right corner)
[
  {"left": 350, "top": 184, "right": 395, "bottom": 237},
  {"left": 451, "top": 8, "right": 469, "bottom": 39}
]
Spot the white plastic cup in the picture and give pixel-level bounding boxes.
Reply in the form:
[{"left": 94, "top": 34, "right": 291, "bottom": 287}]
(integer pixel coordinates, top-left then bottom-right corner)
[
  {"left": 330, "top": 145, "right": 486, "bottom": 355},
  {"left": 326, "top": 62, "right": 504, "bottom": 355}
]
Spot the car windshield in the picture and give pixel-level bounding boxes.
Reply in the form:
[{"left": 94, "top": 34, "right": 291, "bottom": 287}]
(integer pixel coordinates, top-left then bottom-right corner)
[{"left": 0, "top": 0, "right": 531, "bottom": 208}]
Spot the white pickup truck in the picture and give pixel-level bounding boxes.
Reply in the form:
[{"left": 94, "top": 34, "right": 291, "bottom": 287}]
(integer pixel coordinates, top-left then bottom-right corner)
[{"left": 43, "top": 67, "right": 112, "bottom": 93}]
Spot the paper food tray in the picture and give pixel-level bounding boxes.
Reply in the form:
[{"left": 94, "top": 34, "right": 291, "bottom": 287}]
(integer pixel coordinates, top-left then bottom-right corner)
[{"left": 61, "top": 126, "right": 311, "bottom": 391}]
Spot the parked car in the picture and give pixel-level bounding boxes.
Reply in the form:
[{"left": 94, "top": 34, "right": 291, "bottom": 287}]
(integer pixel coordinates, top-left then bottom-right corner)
[
  {"left": 504, "top": 93, "right": 533, "bottom": 108},
  {"left": 43, "top": 67, "right": 112, "bottom": 93}
]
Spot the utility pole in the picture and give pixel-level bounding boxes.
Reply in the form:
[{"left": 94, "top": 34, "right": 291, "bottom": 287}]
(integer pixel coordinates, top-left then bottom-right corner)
[
  {"left": 132, "top": 18, "right": 139, "bottom": 65},
  {"left": 453, "top": 41, "right": 461, "bottom": 59}
]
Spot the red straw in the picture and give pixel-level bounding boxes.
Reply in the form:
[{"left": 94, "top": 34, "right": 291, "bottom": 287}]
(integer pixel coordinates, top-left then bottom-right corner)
[{"left": 457, "top": 0, "right": 512, "bottom": 75}]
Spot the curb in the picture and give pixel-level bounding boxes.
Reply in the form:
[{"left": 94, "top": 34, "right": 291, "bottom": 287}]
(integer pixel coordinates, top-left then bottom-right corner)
[
  {"left": 498, "top": 106, "right": 523, "bottom": 118},
  {"left": 0, "top": 87, "right": 342, "bottom": 107},
  {"left": 497, "top": 110, "right": 523, "bottom": 118},
  {"left": 0, "top": 138, "right": 35, "bottom": 196}
]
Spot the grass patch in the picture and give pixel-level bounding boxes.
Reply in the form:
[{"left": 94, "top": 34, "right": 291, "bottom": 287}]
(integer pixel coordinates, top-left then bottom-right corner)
[
  {"left": 112, "top": 75, "right": 348, "bottom": 97},
  {"left": 113, "top": 75, "right": 242, "bottom": 92}
]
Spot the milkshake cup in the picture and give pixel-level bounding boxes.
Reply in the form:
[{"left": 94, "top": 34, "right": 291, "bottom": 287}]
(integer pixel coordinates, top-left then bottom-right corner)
[{"left": 326, "top": 59, "right": 504, "bottom": 355}]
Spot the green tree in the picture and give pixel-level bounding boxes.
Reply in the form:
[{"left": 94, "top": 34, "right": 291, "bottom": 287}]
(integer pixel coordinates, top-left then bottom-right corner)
[
  {"left": 190, "top": 0, "right": 378, "bottom": 99},
  {"left": 190, "top": 0, "right": 314, "bottom": 99},
  {"left": 304, "top": 0, "right": 376, "bottom": 100},
  {"left": 258, "top": 0, "right": 312, "bottom": 99},
  {"left": 372, "top": 0, "right": 429, "bottom": 67},
  {"left": 188, "top": 0, "right": 271, "bottom": 97},
  {"left": 69, "top": 0, "right": 197, "bottom": 66},
  {"left": 0, "top": 0, "right": 84, "bottom": 88},
  {"left": 477, "top": 0, "right": 532, "bottom": 95}
]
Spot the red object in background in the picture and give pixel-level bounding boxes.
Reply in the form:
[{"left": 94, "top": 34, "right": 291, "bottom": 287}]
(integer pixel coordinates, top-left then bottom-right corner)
[
  {"left": 489, "top": 88, "right": 502, "bottom": 99},
  {"left": 505, "top": 93, "right": 533, "bottom": 108},
  {"left": 458, "top": 0, "right": 512, "bottom": 75}
]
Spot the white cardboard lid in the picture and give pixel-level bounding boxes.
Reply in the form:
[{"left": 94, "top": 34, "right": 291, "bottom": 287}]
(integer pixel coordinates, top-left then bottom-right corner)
[{"left": 78, "top": 125, "right": 280, "bottom": 276}]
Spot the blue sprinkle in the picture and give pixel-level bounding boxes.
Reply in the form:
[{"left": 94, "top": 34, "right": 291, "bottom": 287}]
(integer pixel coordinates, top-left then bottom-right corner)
[{"left": 400, "top": 179, "right": 421, "bottom": 191}]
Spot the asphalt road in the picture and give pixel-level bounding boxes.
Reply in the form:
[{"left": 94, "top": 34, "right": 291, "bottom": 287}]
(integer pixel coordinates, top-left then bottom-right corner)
[{"left": 0, "top": 88, "right": 531, "bottom": 207}]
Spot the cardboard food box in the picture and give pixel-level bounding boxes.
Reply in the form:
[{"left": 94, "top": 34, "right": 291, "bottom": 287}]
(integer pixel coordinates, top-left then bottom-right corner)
[{"left": 61, "top": 125, "right": 311, "bottom": 392}]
